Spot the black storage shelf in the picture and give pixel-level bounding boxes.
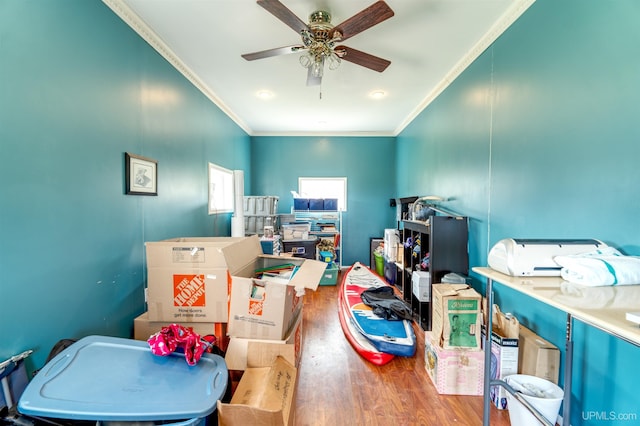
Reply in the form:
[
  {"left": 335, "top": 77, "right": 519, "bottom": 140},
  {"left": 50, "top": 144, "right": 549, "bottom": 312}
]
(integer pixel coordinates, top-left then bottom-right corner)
[{"left": 400, "top": 214, "right": 469, "bottom": 331}]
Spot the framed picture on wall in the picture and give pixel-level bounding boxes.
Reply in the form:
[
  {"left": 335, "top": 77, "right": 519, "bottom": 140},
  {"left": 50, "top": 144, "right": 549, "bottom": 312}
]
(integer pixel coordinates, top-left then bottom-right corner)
[{"left": 125, "top": 152, "right": 157, "bottom": 195}]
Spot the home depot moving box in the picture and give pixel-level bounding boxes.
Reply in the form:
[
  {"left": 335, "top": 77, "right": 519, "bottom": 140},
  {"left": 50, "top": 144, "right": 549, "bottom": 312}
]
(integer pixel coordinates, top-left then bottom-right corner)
[
  {"left": 133, "top": 311, "right": 229, "bottom": 351},
  {"left": 222, "top": 236, "right": 325, "bottom": 340},
  {"left": 518, "top": 325, "right": 560, "bottom": 384},
  {"left": 145, "top": 237, "right": 247, "bottom": 323},
  {"left": 217, "top": 356, "right": 297, "bottom": 426},
  {"left": 424, "top": 331, "right": 484, "bottom": 395},
  {"left": 225, "top": 310, "right": 303, "bottom": 371},
  {"left": 432, "top": 284, "right": 482, "bottom": 350}
]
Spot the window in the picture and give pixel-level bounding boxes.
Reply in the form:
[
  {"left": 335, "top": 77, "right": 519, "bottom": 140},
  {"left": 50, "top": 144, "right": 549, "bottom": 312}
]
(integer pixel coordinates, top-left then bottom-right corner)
[
  {"left": 208, "top": 162, "right": 235, "bottom": 214},
  {"left": 298, "top": 177, "right": 347, "bottom": 211}
]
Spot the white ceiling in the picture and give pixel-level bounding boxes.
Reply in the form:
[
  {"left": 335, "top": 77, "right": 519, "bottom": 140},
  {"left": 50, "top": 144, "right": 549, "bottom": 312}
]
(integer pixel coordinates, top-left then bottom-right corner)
[{"left": 103, "top": 0, "right": 534, "bottom": 136}]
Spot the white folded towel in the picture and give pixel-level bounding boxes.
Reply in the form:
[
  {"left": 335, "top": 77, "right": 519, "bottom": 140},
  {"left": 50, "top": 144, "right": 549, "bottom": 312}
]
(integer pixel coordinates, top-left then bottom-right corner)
[{"left": 554, "top": 247, "right": 640, "bottom": 286}]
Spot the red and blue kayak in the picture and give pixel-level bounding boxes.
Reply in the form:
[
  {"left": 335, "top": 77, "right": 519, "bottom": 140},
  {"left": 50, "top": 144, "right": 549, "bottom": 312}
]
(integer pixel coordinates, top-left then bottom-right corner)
[{"left": 340, "top": 262, "right": 416, "bottom": 359}]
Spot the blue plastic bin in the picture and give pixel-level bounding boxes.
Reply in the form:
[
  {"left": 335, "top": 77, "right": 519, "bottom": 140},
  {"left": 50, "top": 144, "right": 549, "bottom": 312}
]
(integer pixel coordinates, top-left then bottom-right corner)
[
  {"left": 18, "top": 335, "right": 228, "bottom": 425},
  {"left": 309, "top": 199, "right": 324, "bottom": 211},
  {"left": 323, "top": 198, "right": 338, "bottom": 210},
  {"left": 293, "top": 198, "right": 309, "bottom": 211}
]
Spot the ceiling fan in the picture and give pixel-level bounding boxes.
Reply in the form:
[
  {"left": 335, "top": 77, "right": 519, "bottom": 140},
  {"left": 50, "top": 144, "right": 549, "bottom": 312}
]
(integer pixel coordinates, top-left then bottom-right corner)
[{"left": 242, "top": 0, "right": 394, "bottom": 86}]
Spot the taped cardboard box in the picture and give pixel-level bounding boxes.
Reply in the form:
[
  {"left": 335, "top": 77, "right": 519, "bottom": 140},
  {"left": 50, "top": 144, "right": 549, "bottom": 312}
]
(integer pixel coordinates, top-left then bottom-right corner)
[
  {"left": 133, "top": 311, "right": 229, "bottom": 352},
  {"left": 518, "top": 324, "right": 560, "bottom": 384},
  {"left": 481, "top": 305, "right": 519, "bottom": 410},
  {"left": 145, "top": 237, "right": 246, "bottom": 323},
  {"left": 225, "top": 310, "right": 303, "bottom": 371},
  {"left": 424, "top": 331, "right": 484, "bottom": 396},
  {"left": 217, "top": 356, "right": 297, "bottom": 426},
  {"left": 222, "top": 236, "right": 325, "bottom": 340},
  {"left": 432, "top": 284, "right": 482, "bottom": 350}
]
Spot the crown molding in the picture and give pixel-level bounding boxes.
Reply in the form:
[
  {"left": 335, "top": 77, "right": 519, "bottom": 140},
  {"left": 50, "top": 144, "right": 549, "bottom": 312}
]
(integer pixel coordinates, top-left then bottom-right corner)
[
  {"left": 102, "top": 0, "right": 252, "bottom": 135},
  {"left": 395, "top": 0, "right": 536, "bottom": 136}
]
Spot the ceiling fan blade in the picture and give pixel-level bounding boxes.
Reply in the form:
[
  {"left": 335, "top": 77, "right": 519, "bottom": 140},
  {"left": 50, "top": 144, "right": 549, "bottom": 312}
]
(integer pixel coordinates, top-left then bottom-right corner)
[
  {"left": 242, "top": 45, "right": 305, "bottom": 61},
  {"left": 332, "top": 1, "right": 394, "bottom": 42},
  {"left": 306, "top": 67, "right": 322, "bottom": 87},
  {"left": 335, "top": 45, "right": 390, "bottom": 73},
  {"left": 257, "top": 0, "right": 310, "bottom": 34}
]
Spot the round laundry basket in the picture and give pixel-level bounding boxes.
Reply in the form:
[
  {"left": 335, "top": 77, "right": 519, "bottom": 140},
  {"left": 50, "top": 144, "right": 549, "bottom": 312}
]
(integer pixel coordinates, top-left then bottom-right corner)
[{"left": 505, "top": 374, "right": 563, "bottom": 426}]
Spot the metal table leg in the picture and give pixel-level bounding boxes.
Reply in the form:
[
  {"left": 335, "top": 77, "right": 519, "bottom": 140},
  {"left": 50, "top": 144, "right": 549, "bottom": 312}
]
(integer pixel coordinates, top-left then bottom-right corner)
[
  {"left": 563, "top": 313, "right": 573, "bottom": 425},
  {"left": 482, "top": 278, "right": 494, "bottom": 426}
]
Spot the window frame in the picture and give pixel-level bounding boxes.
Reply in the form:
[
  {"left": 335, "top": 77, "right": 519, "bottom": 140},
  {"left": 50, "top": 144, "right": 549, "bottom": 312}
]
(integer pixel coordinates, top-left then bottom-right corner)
[{"left": 298, "top": 177, "right": 347, "bottom": 211}]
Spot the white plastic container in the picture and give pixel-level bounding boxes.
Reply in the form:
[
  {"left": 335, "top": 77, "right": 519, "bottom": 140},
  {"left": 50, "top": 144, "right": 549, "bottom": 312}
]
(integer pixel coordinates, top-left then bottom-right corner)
[{"left": 505, "top": 374, "right": 564, "bottom": 426}]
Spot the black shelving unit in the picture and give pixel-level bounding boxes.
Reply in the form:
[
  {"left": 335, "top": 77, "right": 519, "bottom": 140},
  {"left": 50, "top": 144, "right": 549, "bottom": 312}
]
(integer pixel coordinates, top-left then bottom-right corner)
[{"left": 400, "top": 212, "right": 468, "bottom": 331}]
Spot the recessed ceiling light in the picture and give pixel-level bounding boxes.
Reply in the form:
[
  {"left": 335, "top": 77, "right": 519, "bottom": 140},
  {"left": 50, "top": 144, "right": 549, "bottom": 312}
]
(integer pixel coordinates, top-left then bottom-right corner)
[
  {"left": 370, "top": 90, "right": 386, "bottom": 99},
  {"left": 256, "top": 90, "right": 273, "bottom": 99}
]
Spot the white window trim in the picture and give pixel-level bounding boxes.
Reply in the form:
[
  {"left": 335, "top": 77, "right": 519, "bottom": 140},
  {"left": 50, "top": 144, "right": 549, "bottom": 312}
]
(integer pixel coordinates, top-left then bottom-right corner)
[{"left": 298, "top": 177, "right": 347, "bottom": 211}]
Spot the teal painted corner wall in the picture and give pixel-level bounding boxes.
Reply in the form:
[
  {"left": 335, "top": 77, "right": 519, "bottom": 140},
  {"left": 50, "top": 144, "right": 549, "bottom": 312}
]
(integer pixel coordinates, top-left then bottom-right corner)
[
  {"left": 251, "top": 136, "right": 396, "bottom": 266},
  {"left": 397, "top": 0, "right": 639, "bottom": 424},
  {"left": 0, "top": 1, "right": 250, "bottom": 371}
]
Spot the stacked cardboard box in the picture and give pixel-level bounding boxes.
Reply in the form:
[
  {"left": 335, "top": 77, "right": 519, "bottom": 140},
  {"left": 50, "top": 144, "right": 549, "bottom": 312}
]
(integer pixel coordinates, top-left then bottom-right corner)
[
  {"left": 137, "top": 235, "right": 325, "bottom": 426},
  {"left": 518, "top": 325, "right": 560, "bottom": 384},
  {"left": 425, "top": 283, "right": 484, "bottom": 395},
  {"left": 432, "top": 284, "right": 482, "bottom": 350},
  {"left": 424, "top": 331, "right": 485, "bottom": 395}
]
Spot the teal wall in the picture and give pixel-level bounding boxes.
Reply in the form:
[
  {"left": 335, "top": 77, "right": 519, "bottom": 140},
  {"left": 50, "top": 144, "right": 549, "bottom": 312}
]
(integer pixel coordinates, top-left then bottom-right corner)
[
  {"left": 397, "top": 0, "right": 639, "bottom": 424},
  {"left": 0, "top": 1, "right": 250, "bottom": 371},
  {"left": 3, "top": 0, "right": 639, "bottom": 423},
  {"left": 251, "top": 136, "right": 396, "bottom": 267}
]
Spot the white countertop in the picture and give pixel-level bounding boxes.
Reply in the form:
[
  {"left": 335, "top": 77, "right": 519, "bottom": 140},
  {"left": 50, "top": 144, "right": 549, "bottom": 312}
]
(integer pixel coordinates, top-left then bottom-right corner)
[{"left": 473, "top": 267, "right": 640, "bottom": 347}]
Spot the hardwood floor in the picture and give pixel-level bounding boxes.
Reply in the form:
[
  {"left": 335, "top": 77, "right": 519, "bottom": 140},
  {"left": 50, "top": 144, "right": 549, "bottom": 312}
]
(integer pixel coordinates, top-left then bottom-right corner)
[{"left": 294, "top": 277, "right": 512, "bottom": 426}]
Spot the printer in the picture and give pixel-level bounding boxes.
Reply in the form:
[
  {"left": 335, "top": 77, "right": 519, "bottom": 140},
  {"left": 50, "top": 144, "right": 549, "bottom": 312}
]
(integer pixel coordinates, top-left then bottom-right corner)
[{"left": 488, "top": 238, "right": 606, "bottom": 277}]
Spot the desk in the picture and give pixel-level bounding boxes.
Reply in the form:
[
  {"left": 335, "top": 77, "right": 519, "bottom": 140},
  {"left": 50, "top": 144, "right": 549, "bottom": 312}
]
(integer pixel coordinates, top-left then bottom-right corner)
[{"left": 473, "top": 267, "right": 640, "bottom": 426}]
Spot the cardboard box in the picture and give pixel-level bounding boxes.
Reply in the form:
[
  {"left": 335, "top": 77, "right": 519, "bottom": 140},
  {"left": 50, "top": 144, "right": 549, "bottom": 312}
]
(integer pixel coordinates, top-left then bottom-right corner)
[
  {"left": 518, "top": 325, "right": 560, "bottom": 384},
  {"left": 145, "top": 237, "right": 247, "bottom": 323},
  {"left": 222, "top": 237, "right": 325, "bottom": 340},
  {"left": 482, "top": 306, "right": 519, "bottom": 410},
  {"left": 217, "top": 356, "right": 297, "bottom": 426},
  {"left": 225, "top": 310, "right": 303, "bottom": 371},
  {"left": 424, "top": 331, "right": 484, "bottom": 396},
  {"left": 133, "top": 311, "right": 229, "bottom": 351},
  {"left": 432, "top": 284, "right": 482, "bottom": 350}
]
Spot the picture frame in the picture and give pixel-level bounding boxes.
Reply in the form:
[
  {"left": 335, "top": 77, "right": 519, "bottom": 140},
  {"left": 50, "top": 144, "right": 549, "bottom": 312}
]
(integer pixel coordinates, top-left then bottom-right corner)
[{"left": 125, "top": 152, "right": 157, "bottom": 195}]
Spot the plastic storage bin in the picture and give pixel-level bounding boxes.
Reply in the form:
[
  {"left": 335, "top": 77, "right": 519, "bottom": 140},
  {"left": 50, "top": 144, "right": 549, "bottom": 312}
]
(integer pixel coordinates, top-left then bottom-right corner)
[
  {"left": 293, "top": 198, "right": 309, "bottom": 211},
  {"left": 283, "top": 238, "right": 317, "bottom": 259},
  {"left": 319, "top": 263, "right": 339, "bottom": 285},
  {"left": 309, "top": 199, "right": 324, "bottom": 211},
  {"left": 323, "top": 198, "right": 338, "bottom": 211},
  {"left": 18, "top": 335, "right": 228, "bottom": 425}
]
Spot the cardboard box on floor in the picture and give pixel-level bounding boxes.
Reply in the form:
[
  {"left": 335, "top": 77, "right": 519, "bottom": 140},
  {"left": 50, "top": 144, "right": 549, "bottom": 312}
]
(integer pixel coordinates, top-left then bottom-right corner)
[
  {"left": 432, "top": 284, "right": 482, "bottom": 350},
  {"left": 518, "top": 324, "right": 560, "bottom": 384},
  {"left": 424, "top": 331, "right": 484, "bottom": 396},
  {"left": 133, "top": 311, "right": 229, "bottom": 351},
  {"left": 217, "top": 356, "right": 297, "bottom": 426},
  {"left": 225, "top": 310, "right": 303, "bottom": 371},
  {"left": 222, "top": 237, "right": 325, "bottom": 340},
  {"left": 145, "top": 237, "right": 246, "bottom": 323},
  {"left": 482, "top": 304, "right": 519, "bottom": 410}
]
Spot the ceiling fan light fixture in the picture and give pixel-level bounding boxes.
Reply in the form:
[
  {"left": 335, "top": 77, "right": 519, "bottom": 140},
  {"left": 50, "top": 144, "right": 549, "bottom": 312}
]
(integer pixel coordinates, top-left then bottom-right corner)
[
  {"left": 311, "top": 57, "right": 324, "bottom": 78},
  {"left": 243, "top": 1, "right": 394, "bottom": 86}
]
